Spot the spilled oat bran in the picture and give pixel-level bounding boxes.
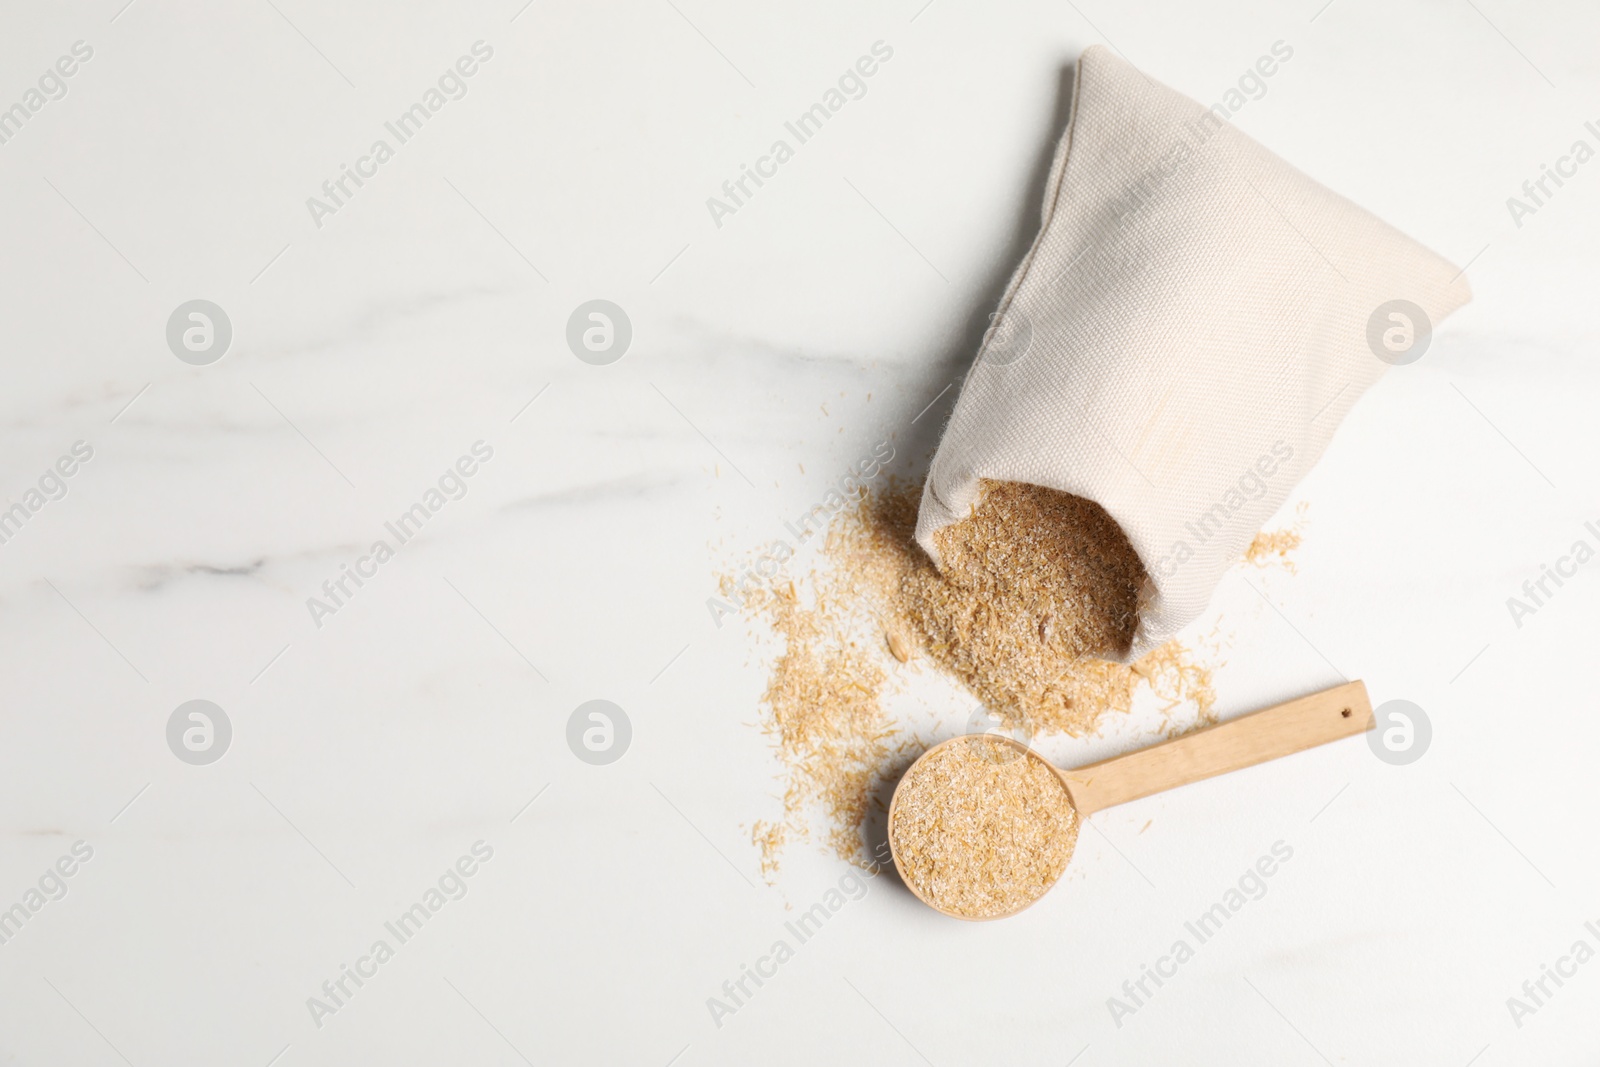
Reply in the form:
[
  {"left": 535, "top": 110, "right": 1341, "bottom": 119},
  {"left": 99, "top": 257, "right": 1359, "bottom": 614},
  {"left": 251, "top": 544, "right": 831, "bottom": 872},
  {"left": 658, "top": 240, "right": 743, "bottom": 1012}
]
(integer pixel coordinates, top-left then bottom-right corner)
[
  {"left": 898, "top": 480, "right": 1145, "bottom": 732},
  {"left": 739, "top": 479, "right": 1217, "bottom": 878},
  {"left": 739, "top": 574, "right": 913, "bottom": 879},
  {"left": 1245, "top": 502, "right": 1309, "bottom": 571}
]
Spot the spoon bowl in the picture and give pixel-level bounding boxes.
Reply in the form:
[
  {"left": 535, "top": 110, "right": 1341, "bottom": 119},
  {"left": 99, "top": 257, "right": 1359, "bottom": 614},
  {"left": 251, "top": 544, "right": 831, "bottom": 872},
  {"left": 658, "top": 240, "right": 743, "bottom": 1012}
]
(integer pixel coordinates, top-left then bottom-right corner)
[{"left": 888, "top": 732, "right": 1073, "bottom": 921}]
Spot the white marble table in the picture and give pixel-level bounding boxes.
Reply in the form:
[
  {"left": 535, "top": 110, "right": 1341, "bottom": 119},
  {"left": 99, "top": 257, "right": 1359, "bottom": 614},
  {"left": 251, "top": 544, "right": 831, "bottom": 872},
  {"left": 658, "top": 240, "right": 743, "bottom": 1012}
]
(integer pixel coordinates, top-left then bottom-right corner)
[{"left": 1, "top": 0, "right": 1596, "bottom": 1063}]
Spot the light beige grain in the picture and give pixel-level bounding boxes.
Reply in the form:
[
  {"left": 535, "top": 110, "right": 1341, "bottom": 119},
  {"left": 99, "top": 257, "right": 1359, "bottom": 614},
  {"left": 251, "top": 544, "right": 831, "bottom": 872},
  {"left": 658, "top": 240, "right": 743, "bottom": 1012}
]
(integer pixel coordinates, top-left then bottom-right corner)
[
  {"left": 890, "top": 735, "right": 1078, "bottom": 918},
  {"left": 739, "top": 478, "right": 1216, "bottom": 878}
]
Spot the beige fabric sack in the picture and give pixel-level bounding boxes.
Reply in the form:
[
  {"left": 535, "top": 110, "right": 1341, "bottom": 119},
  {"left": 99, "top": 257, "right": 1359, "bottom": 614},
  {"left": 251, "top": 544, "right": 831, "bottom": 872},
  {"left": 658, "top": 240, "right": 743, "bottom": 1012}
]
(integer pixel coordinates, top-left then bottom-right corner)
[{"left": 916, "top": 45, "right": 1471, "bottom": 659}]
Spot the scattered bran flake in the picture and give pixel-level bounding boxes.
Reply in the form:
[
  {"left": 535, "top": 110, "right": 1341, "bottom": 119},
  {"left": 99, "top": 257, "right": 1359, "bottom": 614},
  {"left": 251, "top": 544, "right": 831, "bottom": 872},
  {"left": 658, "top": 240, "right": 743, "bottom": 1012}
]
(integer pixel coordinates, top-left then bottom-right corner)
[
  {"left": 1245, "top": 529, "right": 1302, "bottom": 569},
  {"left": 889, "top": 735, "right": 1078, "bottom": 919},
  {"left": 1129, "top": 639, "right": 1218, "bottom": 736},
  {"left": 739, "top": 478, "right": 1221, "bottom": 878},
  {"left": 736, "top": 568, "right": 913, "bottom": 880},
  {"left": 1245, "top": 501, "right": 1309, "bottom": 571}
]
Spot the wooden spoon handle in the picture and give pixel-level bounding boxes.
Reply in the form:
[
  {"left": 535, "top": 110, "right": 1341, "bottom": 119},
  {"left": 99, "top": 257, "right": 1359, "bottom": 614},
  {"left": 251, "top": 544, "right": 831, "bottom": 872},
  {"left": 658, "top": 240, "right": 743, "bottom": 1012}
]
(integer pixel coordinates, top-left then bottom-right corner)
[{"left": 1058, "top": 680, "right": 1374, "bottom": 815}]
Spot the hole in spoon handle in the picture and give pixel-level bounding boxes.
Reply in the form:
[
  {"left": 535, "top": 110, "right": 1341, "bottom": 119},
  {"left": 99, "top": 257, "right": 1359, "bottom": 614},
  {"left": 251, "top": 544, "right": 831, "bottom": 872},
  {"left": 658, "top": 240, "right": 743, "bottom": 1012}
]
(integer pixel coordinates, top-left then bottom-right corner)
[{"left": 1060, "top": 680, "right": 1375, "bottom": 815}]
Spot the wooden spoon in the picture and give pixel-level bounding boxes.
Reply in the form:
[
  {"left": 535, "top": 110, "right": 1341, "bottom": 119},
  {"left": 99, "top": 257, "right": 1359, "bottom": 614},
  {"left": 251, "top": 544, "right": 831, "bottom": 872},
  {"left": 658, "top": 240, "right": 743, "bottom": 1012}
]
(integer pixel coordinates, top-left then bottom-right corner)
[{"left": 888, "top": 680, "right": 1375, "bottom": 920}]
